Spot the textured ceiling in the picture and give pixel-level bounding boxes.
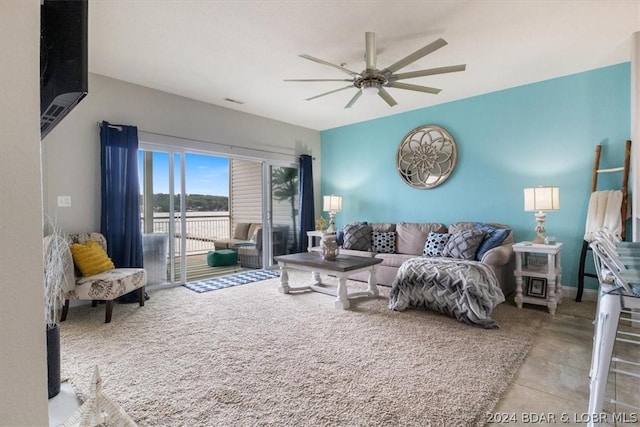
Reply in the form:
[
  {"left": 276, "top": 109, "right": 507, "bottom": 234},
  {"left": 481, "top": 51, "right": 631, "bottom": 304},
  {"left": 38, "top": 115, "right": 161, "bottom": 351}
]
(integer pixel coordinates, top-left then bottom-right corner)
[{"left": 88, "top": 1, "right": 640, "bottom": 131}]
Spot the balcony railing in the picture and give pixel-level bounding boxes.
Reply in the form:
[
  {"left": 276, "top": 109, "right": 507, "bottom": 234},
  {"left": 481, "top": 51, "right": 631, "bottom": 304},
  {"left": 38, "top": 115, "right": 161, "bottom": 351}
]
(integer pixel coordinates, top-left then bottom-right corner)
[{"left": 141, "top": 212, "right": 230, "bottom": 255}]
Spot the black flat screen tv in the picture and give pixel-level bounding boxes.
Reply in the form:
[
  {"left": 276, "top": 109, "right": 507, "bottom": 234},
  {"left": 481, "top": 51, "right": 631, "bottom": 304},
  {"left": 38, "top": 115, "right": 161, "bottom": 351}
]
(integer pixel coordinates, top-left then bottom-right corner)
[{"left": 40, "top": 0, "right": 88, "bottom": 139}]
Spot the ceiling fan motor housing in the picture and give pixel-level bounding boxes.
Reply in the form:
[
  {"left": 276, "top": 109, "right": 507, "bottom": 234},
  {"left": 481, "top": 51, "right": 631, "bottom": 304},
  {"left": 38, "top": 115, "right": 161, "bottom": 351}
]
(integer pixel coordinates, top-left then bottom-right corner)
[{"left": 355, "top": 70, "right": 387, "bottom": 90}]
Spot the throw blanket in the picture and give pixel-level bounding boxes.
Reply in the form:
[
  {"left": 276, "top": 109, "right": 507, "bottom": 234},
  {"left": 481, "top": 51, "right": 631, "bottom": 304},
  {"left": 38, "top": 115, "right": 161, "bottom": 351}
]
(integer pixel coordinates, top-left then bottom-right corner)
[
  {"left": 389, "top": 257, "right": 505, "bottom": 329},
  {"left": 584, "top": 190, "right": 623, "bottom": 242}
]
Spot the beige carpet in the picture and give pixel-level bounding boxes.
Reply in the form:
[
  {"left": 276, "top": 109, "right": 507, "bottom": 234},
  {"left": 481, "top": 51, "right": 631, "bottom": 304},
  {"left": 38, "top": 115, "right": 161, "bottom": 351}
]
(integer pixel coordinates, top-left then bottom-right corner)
[{"left": 60, "top": 272, "right": 555, "bottom": 426}]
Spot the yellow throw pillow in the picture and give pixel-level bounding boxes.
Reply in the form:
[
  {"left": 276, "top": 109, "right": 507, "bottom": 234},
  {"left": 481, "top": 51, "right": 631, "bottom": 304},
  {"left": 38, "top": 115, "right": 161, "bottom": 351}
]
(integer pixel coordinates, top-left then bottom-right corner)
[{"left": 70, "top": 240, "right": 115, "bottom": 276}]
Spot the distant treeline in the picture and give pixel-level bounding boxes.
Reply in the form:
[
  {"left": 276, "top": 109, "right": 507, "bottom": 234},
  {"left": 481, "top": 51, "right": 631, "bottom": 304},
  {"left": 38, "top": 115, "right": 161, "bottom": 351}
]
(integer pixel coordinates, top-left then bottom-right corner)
[{"left": 151, "top": 193, "right": 228, "bottom": 212}]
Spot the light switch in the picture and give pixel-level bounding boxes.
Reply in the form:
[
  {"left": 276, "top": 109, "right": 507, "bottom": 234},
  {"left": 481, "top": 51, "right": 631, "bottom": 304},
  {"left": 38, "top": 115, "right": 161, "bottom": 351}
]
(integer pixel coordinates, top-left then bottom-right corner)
[{"left": 57, "top": 196, "right": 71, "bottom": 207}]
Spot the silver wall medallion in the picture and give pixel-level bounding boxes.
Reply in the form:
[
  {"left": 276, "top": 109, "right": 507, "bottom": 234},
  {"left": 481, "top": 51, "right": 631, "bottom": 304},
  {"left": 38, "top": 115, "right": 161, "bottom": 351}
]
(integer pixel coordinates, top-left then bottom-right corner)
[{"left": 396, "top": 125, "right": 457, "bottom": 189}]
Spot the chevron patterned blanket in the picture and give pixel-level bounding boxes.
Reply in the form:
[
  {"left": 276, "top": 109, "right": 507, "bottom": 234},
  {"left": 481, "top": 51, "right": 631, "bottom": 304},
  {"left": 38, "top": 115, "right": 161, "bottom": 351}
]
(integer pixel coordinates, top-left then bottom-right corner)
[{"left": 388, "top": 257, "right": 505, "bottom": 328}]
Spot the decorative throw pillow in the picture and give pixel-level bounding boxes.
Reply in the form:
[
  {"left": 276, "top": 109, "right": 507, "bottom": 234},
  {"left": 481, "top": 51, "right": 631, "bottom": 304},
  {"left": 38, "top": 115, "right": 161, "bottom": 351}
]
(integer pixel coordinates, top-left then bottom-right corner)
[
  {"left": 442, "top": 229, "right": 486, "bottom": 260},
  {"left": 336, "top": 227, "right": 344, "bottom": 246},
  {"left": 70, "top": 240, "right": 115, "bottom": 276},
  {"left": 423, "top": 232, "right": 451, "bottom": 257},
  {"left": 474, "top": 223, "right": 511, "bottom": 260},
  {"left": 371, "top": 231, "right": 396, "bottom": 253},
  {"left": 232, "top": 223, "right": 251, "bottom": 240},
  {"left": 342, "top": 223, "right": 372, "bottom": 251}
]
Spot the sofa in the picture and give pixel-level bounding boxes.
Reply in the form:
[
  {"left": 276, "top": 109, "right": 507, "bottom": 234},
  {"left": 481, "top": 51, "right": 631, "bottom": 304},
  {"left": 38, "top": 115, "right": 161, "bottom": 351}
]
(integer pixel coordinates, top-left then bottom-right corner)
[
  {"left": 213, "top": 222, "right": 290, "bottom": 268},
  {"left": 331, "top": 221, "right": 515, "bottom": 295}
]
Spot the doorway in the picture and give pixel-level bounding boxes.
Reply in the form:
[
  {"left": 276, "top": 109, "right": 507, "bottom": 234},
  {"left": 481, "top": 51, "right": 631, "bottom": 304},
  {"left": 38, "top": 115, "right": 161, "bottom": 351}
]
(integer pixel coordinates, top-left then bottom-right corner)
[{"left": 138, "top": 143, "right": 299, "bottom": 286}]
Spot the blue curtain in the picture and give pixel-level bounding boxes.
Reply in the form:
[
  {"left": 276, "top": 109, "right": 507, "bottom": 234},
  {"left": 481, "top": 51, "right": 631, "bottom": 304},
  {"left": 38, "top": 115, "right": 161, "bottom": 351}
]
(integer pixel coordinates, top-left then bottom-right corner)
[
  {"left": 298, "top": 154, "right": 315, "bottom": 252},
  {"left": 100, "top": 121, "right": 143, "bottom": 269}
]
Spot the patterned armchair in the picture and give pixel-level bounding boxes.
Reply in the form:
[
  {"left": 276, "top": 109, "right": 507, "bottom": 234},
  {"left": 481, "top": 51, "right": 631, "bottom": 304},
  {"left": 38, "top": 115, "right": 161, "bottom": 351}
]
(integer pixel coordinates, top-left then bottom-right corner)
[{"left": 60, "top": 233, "right": 147, "bottom": 323}]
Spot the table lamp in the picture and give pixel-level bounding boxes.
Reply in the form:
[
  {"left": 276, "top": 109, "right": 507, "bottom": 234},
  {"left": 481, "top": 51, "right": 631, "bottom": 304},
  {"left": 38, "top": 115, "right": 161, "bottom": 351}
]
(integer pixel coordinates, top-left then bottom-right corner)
[
  {"left": 323, "top": 195, "right": 342, "bottom": 233},
  {"left": 524, "top": 186, "right": 559, "bottom": 243}
]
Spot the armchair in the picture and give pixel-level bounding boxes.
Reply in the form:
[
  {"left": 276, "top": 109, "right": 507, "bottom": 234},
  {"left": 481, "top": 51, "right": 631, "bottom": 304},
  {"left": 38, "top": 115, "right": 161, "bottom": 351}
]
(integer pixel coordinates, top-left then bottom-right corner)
[
  {"left": 236, "top": 225, "right": 290, "bottom": 268},
  {"left": 59, "top": 232, "right": 147, "bottom": 323}
]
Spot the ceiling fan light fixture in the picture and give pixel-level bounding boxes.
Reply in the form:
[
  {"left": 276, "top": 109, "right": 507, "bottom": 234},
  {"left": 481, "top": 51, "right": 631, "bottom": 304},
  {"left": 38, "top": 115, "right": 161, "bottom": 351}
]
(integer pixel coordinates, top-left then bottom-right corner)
[
  {"left": 361, "top": 80, "right": 380, "bottom": 97},
  {"left": 362, "top": 85, "right": 379, "bottom": 97}
]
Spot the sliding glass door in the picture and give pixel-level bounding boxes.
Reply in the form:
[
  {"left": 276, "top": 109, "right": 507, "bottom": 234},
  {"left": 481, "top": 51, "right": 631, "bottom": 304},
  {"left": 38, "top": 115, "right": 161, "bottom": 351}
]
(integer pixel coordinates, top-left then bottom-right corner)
[
  {"left": 268, "top": 165, "right": 299, "bottom": 262},
  {"left": 139, "top": 140, "right": 298, "bottom": 284},
  {"left": 139, "top": 148, "right": 184, "bottom": 285}
]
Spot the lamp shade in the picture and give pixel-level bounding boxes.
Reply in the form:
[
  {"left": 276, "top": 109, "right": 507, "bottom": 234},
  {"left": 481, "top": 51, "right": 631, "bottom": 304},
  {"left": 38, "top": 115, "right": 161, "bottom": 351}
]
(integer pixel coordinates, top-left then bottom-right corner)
[
  {"left": 524, "top": 186, "right": 560, "bottom": 211},
  {"left": 323, "top": 195, "right": 342, "bottom": 212}
]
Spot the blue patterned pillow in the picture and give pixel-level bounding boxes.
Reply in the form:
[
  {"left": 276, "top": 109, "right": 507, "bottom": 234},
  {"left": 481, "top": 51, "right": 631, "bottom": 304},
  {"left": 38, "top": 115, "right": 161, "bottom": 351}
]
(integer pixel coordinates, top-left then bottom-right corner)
[
  {"left": 423, "top": 232, "right": 451, "bottom": 257},
  {"left": 372, "top": 231, "right": 396, "bottom": 253},
  {"left": 474, "top": 223, "right": 511, "bottom": 260}
]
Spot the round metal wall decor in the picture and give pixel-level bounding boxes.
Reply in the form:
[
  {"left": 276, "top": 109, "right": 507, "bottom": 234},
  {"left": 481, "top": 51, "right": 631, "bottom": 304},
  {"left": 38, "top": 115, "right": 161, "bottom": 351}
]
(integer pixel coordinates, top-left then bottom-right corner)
[{"left": 396, "top": 124, "right": 457, "bottom": 189}]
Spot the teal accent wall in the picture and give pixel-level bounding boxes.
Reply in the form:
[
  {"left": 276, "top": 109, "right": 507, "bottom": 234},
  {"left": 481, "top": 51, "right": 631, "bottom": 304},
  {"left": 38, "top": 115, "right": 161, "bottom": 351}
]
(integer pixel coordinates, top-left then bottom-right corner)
[{"left": 321, "top": 63, "right": 630, "bottom": 290}]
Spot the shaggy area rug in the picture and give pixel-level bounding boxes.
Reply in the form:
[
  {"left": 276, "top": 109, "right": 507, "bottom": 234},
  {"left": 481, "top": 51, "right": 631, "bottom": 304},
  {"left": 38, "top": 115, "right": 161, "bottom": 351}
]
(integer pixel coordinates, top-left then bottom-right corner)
[{"left": 60, "top": 271, "right": 551, "bottom": 426}]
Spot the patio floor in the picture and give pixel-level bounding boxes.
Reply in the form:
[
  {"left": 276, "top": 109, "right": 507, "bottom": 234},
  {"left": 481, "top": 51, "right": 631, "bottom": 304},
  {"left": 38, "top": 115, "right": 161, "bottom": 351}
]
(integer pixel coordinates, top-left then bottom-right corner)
[{"left": 172, "top": 252, "right": 245, "bottom": 282}]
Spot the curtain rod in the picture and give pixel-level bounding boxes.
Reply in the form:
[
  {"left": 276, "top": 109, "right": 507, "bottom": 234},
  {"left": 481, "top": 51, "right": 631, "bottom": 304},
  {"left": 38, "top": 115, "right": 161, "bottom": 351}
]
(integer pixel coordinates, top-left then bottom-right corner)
[
  {"left": 96, "top": 121, "right": 123, "bottom": 131},
  {"left": 139, "top": 129, "right": 314, "bottom": 160},
  {"left": 96, "top": 124, "right": 315, "bottom": 160}
]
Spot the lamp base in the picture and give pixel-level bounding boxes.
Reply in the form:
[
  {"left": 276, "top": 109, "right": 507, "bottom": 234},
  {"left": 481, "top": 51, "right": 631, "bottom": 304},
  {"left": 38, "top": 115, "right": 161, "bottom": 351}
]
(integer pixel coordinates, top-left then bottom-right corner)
[
  {"left": 325, "top": 211, "right": 337, "bottom": 234},
  {"left": 532, "top": 234, "right": 546, "bottom": 244},
  {"left": 532, "top": 210, "right": 547, "bottom": 244}
]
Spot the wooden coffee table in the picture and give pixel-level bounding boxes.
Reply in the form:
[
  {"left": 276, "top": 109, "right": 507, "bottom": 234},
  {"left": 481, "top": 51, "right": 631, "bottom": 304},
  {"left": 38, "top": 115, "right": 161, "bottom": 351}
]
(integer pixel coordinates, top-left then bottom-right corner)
[{"left": 274, "top": 252, "right": 383, "bottom": 309}]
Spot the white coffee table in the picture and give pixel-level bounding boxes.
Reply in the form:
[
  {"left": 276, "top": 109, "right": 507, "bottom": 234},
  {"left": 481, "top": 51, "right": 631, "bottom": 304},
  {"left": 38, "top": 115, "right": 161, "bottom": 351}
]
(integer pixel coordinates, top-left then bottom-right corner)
[{"left": 274, "top": 252, "right": 383, "bottom": 309}]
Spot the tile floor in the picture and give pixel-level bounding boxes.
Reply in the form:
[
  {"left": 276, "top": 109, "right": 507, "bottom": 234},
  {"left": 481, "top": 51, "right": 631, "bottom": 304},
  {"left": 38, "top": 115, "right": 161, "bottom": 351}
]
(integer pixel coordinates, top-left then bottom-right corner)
[{"left": 490, "top": 305, "right": 639, "bottom": 427}]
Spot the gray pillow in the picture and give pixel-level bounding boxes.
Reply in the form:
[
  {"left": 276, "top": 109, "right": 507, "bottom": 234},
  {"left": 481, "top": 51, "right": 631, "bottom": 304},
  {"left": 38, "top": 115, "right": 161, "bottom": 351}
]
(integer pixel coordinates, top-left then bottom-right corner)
[
  {"left": 343, "top": 223, "right": 372, "bottom": 251},
  {"left": 443, "top": 229, "right": 486, "bottom": 260}
]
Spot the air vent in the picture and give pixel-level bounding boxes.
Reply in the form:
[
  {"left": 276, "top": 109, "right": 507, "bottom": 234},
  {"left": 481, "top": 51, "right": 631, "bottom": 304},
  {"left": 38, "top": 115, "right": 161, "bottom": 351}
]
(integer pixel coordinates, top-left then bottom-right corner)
[{"left": 224, "top": 98, "right": 245, "bottom": 105}]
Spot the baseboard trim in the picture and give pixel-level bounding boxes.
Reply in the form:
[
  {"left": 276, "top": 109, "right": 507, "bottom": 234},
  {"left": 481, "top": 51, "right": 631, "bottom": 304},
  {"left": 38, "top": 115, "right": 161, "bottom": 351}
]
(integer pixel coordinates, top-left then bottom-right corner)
[{"left": 562, "top": 287, "right": 598, "bottom": 302}]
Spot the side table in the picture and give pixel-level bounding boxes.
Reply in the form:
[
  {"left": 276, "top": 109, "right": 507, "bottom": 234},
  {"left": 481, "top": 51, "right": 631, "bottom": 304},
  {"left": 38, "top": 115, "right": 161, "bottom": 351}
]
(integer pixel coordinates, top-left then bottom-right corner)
[
  {"left": 306, "top": 230, "right": 325, "bottom": 252},
  {"left": 513, "top": 242, "right": 563, "bottom": 315}
]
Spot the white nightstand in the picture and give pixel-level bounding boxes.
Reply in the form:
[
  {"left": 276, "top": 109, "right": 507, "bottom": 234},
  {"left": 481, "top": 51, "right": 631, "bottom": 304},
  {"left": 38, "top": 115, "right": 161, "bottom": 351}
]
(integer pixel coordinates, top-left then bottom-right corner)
[{"left": 513, "top": 242, "right": 563, "bottom": 315}]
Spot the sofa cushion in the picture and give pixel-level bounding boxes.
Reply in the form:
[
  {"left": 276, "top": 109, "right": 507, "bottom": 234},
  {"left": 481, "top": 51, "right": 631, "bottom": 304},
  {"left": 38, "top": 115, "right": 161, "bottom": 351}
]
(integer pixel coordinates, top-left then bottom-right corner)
[
  {"left": 343, "top": 223, "right": 372, "bottom": 251},
  {"left": 374, "top": 253, "right": 416, "bottom": 268},
  {"left": 371, "top": 231, "right": 396, "bottom": 253},
  {"left": 443, "top": 229, "right": 486, "bottom": 260},
  {"left": 70, "top": 240, "right": 115, "bottom": 277},
  {"left": 232, "top": 223, "right": 251, "bottom": 239},
  {"left": 370, "top": 223, "right": 396, "bottom": 232},
  {"left": 396, "top": 222, "right": 448, "bottom": 255},
  {"left": 339, "top": 248, "right": 376, "bottom": 258},
  {"left": 474, "top": 223, "right": 511, "bottom": 260},
  {"left": 249, "top": 226, "right": 262, "bottom": 242},
  {"left": 423, "top": 232, "right": 451, "bottom": 257},
  {"left": 247, "top": 223, "right": 261, "bottom": 241}
]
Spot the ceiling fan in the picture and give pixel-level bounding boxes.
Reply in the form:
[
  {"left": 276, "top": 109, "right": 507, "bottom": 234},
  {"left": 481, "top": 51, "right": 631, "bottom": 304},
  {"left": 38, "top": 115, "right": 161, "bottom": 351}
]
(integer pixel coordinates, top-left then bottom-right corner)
[{"left": 285, "top": 32, "right": 466, "bottom": 108}]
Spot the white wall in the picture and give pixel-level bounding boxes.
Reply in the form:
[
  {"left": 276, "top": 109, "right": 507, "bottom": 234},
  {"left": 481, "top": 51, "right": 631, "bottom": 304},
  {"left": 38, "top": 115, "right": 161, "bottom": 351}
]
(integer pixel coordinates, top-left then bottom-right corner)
[
  {"left": 0, "top": 1, "right": 49, "bottom": 425},
  {"left": 42, "top": 73, "right": 321, "bottom": 232}
]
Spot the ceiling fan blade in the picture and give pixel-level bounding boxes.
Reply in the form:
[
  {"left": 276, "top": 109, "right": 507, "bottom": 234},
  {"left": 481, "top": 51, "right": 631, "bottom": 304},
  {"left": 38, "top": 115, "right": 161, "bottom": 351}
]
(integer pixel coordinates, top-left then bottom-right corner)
[
  {"left": 378, "top": 87, "right": 397, "bottom": 107},
  {"left": 365, "top": 32, "right": 377, "bottom": 70},
  {"left": 382, "top": 38, "right": 448, "bottom": 75},
  {"left": 387, "top": 82, "right": 441, "bottom": 94},
  {"left": 344, "top": 90, "right": 362, "bottom": 109},
  {"left": 299, "top": 54, "right": 359, "bottom": 76},
  {"left": 284, "top": 79, "right": 353, "bottom": 82},
  {"left": 388, "top": 64, "right": 466, "bottom": 82},
  {"left": 305, "top": 85, "right": 354, "bottom": 101}
]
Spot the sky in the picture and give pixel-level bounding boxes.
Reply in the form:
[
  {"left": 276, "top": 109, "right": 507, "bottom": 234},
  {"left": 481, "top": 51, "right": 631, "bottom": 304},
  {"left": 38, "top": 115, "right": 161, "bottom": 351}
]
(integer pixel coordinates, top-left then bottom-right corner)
[{"left": 138, "top": 151, "right": 229, "bottom": 196}]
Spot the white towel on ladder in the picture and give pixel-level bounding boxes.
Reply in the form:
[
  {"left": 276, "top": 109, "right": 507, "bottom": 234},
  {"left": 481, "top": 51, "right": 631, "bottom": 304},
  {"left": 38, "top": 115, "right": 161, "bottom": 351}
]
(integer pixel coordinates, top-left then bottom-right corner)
[{"left": 584, "top": 190, "right": 623, "bottom": 242}]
